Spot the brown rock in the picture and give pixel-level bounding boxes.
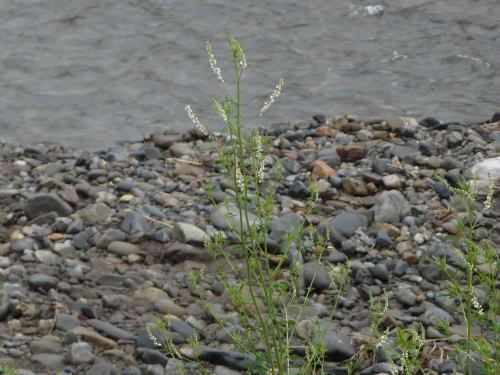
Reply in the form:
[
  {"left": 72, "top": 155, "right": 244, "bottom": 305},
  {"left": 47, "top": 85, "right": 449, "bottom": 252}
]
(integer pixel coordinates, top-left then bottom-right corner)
[
  {"left": 173, "top": 164, "right": 205, "bottom": 177},
  {"left": 73, "top": 327, "right": 117, "bottom": 349},
  {"left": 315, "top": 125, "right": 337, "bottom": 137},
  {"left": 336, "top": 146, "right": 366, "bottom": 160},
  {"left": 341, "top": 178, "right": 369, "bottom": 196},
  {"left": 311, "top": 160, "right": 335, "bottom": 179},
  {"left": 59, "top": 184, "right": 79, "bottom": 205},
  {"left": 151, "top": 133, "right": 182, "bottom": 149}
]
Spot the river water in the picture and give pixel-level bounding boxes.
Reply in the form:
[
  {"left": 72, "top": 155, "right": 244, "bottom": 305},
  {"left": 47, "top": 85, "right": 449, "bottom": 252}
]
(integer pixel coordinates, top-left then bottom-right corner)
[{"left": 1, "top": 0, "right": 498, "bottom": 149}]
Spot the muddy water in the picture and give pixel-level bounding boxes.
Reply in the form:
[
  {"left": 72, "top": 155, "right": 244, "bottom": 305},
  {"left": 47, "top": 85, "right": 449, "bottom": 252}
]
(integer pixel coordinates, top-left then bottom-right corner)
[{"left": 0, "top": 0, "right": 498, "bottom": 149}]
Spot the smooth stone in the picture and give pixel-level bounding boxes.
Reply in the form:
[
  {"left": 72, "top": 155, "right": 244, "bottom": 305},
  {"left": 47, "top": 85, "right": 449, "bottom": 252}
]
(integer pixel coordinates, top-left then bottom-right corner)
[
  {"left": 143, "top": 204, "right": 167, "bottom": 219},
  {"left": 34, "top": 250, "right": 58, "bottom": 264},
  {"left": 72, "top": 228, "right": 97, "bottom": 250},
  {"left": 197, "top": 348, "right": 258, "bottom": 373},
  {"left": 375, "top": 230, "right": 393, "bottom": 248},
  {"left": 55, "top": 314, "right": 80, "bottom": 332},
  {"left": 120, "top": 212, "right": 152, "bottom": 234},
  {"left": 31, "top": 354, "right": 65, "bottom": 370},
  {"left": 210, "top": 203, "right": 258, "bottom": 232},
  {"left": 471, "top": 157, "right": 500, "bottom": 193},
  {"left": 68, "top": 342, "right": 94, "bottom": 365},
  {"left": 107, "top": 241, "right": 141, "bottom": 256},
  {"left": 382, "top": 174, "right": 405, "bottom": 189},
  {"left": 136, "top": 348, "right": 169, "bottom": 366},
  {"left": 373, "top": 190, "right": 411, "bottom": 224},
  {"left": 102, "top": 295, "right": 123, "bottom": 309},
  {"left": 420, "top": 306, "right": 454, "bottom": 326},
  {"left": 370, "top": 263, "right": 389, "bottom": 283},
  {"left": 169, "top": 142, "right": 196, "bottom": 157},
  {"left": 267, "top": 213, "right": 303, "bottom": 246},
  {"left": 313, "top": 326, "right": 355, "bottom": 361},
  {"left": 393, "top": 260, "right": 409, "bottom": 277},
  {"left": 30, "top": 338, "right": 64, "bottom": 354},
  {"left": 311, "top": 160, "right": 335, "bottom": 179},
  {"left": 136, "top": 327, "right": 166, "bottom": 349},
  {"left": 172, "top": 222, "right": 209, "bottom": 245},
  {"left": 341, "top": 178, "right": 369, "bottom": 196},
  {"left": 76, "top": 203, "right": 112, "bottom": 224},
  {"left": 25, "top": 193, "right": 73, "bottom": 219},
  {"left": 96, "top": 229, "right": 127, "bottom": 249},
  {"left": 282, "top": 158, "right": 301, "bottom": 174},
  {"left": 133, "top": 287, "right": 169, "bottom": 304},
  {"left": 87, "top": 319, "right": 135, "bottom": 340},
  {"left": 117, "top": 178, "right": 135, "bottom": 192},
  {"left": 170, "top": 318, "right": 199, "bottom": 339},
  {"left": 28, "top": 273, "right": 57, "bottom": 293},
  {"left": 394, "top": 287, "right": 417, "bottom": 307},
  {"left": 302, "top": 262, "right": 330, "bottom": 292},
  {"left": 86, "top": 362, "right": 119, "bottom": 375},
  {"left": 154, "top": 298, "right": 186, "bottom": 317},
  {"left": 67, "top": 218, "right": 84, "bottom": 234},
  {"left": 319, "top": 211, "right": 369, "bottom": 243},
  {"left": 96, "top": 273, "right": 127, "bottom": 286},
  {"left": 10, "top": 237, "right": 36, "bottom": 252}
]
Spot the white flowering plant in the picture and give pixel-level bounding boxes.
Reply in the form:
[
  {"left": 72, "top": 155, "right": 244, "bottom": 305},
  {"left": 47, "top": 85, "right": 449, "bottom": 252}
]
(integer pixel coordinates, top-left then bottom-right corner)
[
  {"left": 160, "top": 35, "right": 348, "bottom": 375},
  {"left": 433, "top": 173, "right": 499, "bottom": 375}
]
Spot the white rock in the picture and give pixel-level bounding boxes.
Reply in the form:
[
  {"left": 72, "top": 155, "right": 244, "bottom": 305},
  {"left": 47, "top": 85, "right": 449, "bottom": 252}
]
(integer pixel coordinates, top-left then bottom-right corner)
[{"left": 471, "top": 157, "right": 500, "bottom": 193}]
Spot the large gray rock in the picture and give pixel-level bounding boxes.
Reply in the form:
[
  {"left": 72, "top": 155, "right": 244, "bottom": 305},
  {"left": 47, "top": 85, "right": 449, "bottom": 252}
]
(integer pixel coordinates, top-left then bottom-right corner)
[
  {"left": 302, "top": 262, "right": 330, "bottom": 292},
  {"left": 313, "top": 322, "right": 356, "bottom": 361},
  {"left": 319, "top": 211, "right": 369, "bottom": 243},
  {"left": 210, "top": 203, "right": 258, "bottom": 232},
  {"left": 373, "top": 190, "right": 411, "bottom": 224},
  {"left": 172, "top": 222, "right": 209, "bottom": 245},
  {"left": 25, "top": 193, "right": 73, "bottom": 219}
]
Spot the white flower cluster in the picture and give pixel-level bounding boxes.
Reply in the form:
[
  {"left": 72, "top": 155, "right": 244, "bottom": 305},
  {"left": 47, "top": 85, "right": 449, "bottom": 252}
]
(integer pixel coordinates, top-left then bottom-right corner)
[
  {"left": 259, "top": 78, "right": 284, "bottom": 116},
  {"left": 212, "top": 99, "right": 228, "bottom": 123},
  {"left": 255, "top": 134, "right": 264, "bottom": 182},
  {"left": 471, "top": 293, "right": 485, "bottom": 317},
  {"left": 206, "top": 41, "right": 224, "bottom": 83},
  {"left": 235, "top": 161, "right": 244, "bottom": 192},
  {"left": 185, "top": 104, "right": 209, "bottom": 137}
]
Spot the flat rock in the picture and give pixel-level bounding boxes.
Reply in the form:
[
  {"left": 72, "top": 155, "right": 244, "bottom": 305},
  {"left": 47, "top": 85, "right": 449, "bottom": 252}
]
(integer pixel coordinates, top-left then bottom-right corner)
[
  {"left": 76, "top": 203, "right": 112, "bottom": 224},
  {"left": 172, "top": 222, "right": 209, "bottom": 245},
  {"left": 25, "top": 193, "right": 73, "bottom": 219},
  {"left": 107, "top": 241, "right": 141, "bottom": 256},
  {"left": 87, "top": 319, "right": 135, "bottom": 340},
  {"left": 73, "top": 326, "right": 118, "bottom": 349}
]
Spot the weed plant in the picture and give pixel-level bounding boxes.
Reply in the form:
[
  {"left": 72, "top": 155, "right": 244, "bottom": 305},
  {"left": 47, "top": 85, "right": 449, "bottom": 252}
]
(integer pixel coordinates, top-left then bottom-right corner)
[
  {"left": 153, "top": 35, "right": 351, "bottom": 375},
  {"left": 434, "top": 175, "right": 499, "bottom": 375}
]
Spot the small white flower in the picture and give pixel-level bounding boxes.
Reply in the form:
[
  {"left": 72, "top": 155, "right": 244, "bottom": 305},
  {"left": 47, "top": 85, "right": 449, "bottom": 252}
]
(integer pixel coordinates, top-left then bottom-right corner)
[
  {"left": 185, "top": 104, "right": 209, "bottom": 136},
  {"left": 206, "top": 41, "right": 224, "bottom": 83},
  {"left": 483, "top": 173, "right": 494, "bottom": 211},
  {"left": 235, "top": 162, "right": 244, "bottom": 192},
  {"left": 254, "top": 134, "right": 265, "bottom": 182},
  {"left": 212, "top": 99, "right": 228, "bottom": 123},
  {"left": 259, "top": 78, "right": 284, "bottom": 116},
  {"left": 471, "top": 293, "right": 485, "bottom": 317}
]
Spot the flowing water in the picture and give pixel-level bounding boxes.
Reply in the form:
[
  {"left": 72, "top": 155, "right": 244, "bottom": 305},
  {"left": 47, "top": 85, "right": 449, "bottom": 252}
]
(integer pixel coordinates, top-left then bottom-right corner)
[{"left": 0, "top": 0, "right": 498, "bottom": 149}]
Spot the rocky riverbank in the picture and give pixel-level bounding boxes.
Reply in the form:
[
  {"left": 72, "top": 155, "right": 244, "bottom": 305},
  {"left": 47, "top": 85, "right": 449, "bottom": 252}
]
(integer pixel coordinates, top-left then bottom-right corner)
[{"left": 0, "top": 113, "right": 499, "bottom": 375}]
